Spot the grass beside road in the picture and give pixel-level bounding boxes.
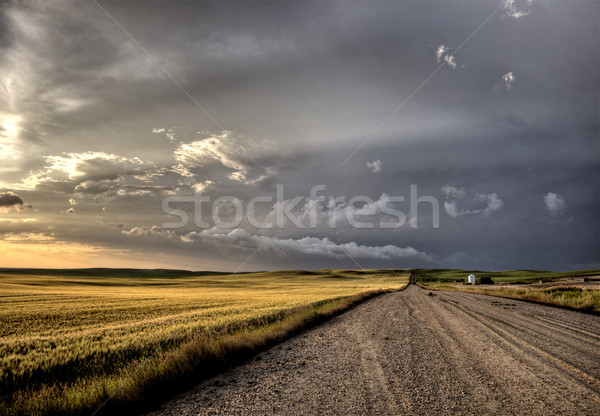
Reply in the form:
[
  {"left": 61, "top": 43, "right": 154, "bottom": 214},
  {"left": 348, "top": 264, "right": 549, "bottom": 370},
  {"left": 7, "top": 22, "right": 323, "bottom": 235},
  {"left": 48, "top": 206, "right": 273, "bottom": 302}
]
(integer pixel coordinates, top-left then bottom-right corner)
[
  {"left": 0, "top": 268, "right": 408, "bottom": 416},
  {"left": 415, "top": 269, "right": 600, "bottom": 313}
]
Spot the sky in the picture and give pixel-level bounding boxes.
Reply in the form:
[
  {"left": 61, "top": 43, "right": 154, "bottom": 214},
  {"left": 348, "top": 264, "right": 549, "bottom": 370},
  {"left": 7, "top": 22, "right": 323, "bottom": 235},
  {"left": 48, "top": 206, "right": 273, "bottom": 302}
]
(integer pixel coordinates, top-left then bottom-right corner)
[{"left": 0, "top": 0, "right": 598, "bottom": 271}]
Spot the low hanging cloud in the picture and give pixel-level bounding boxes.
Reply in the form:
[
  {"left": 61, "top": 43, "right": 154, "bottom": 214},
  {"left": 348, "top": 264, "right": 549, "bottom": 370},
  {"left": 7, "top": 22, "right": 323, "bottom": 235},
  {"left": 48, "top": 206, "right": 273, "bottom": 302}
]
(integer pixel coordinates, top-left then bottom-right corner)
[
  {"left": 502, "top": 0, "right": 533, "bottom": 19},
  {"left": 0, "top": 192, "right": 31, "bottom": 212},
  {"left": 182, "top": 227, "right": 433, "bottom": 261},
  {"left": 366, "top": 159, "right": 382, "bottom": 173},
  {"left": 502, "top": 72, "right": 515, "bottom": 89},
  {"left": 543, "top": 192, "right": 566, "bottom": 216}
]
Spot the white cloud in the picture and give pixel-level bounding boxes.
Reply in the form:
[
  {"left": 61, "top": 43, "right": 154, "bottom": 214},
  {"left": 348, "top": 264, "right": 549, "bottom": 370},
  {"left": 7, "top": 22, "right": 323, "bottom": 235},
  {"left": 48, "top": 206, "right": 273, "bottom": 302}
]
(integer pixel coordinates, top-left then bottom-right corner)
[
  {"left": 503, "top": 0, "right": 533, "bottom": 19},
  {"left": 474, "top": 193, "right": 504, "bottom": 218},
  {"left": 172, "top": 131, "right": 280, "bottom": 190},
  {"left": 441, "top": 185, "right": 466, "bottom": 199},
  {"left": 45, "top": 152, "right": 154, "bottom": 181},
  {"left": 182, "top": 227, "right": 433, "bottom": 261},
  {"left": 444, "top": 200, "right": 466, "bottom": 218},
  {"left": 12, "top": 130, "right": 282, "bottom": 198},
  {"left": 16, "top": 152, "right": 171, "bottom": 199},
  {"left": 502, "top": 72, "right": 515, "bottom": 89},
  {"left": 366, "top": 159, "right": 382, "bottom": 173},
  {"left": 153, "top": 127, "right": 182, "bottom": 143},
  {"left": 444, "top": 55, "right": 457, "bottom": 69},
  {"left": 442, "top": 186, "right": 503, "bottom": 218},
  {"left": 122, "top": 225, "right": 177, "bottom": 239},
  {"left": 21, "top": 151, "right": 155, "bottom": 190},
  {"left": 175, "top": 132, "right": 248, "bottom": 174},
  {"left": 435, "top": 45, "right": 458, "bottom": 69},
  {"left": 543, "top": 192, "right": 566, "bottom": 216},
  {"left": 442, "top": 185, "right": 468, "bottom": 217},
  {"left": 436, "top": 45, "right": 449, "bottom": 62}
]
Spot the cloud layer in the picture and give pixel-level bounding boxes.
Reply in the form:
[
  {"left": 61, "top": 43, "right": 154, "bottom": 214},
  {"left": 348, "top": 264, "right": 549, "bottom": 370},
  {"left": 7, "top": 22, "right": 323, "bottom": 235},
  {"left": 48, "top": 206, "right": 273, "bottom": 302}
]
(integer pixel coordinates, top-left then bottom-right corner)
[
  {"left": 182, "top": 227, "right": 433, "bottom": 261},
  {"left": 0, "top": 0, "right": 597, "bottom": 271}
]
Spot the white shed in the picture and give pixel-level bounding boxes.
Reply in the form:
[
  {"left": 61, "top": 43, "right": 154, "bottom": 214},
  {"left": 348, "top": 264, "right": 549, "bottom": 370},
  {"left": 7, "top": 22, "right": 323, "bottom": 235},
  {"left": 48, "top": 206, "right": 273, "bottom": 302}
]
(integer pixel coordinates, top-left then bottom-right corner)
[{"left": 468, "top": 274, "right": 476, "bottom": 284}]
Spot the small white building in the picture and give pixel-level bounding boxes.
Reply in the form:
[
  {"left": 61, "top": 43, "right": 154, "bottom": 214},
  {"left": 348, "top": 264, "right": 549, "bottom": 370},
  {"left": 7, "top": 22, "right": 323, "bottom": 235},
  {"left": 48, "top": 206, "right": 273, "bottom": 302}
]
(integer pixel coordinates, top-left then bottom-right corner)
[{"left": 468, "top": 274, "right": 476, "bottom": 284}]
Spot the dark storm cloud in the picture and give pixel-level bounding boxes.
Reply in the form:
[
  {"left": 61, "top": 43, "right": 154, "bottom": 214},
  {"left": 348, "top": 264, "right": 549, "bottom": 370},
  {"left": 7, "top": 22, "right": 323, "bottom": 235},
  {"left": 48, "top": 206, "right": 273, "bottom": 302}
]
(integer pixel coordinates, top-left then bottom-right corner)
[
  {"left": 0, "top": 192, "right": 25, "bottom": 209},
  {"left": 1, "top": 0, "right": 598, "bottom": 270}
]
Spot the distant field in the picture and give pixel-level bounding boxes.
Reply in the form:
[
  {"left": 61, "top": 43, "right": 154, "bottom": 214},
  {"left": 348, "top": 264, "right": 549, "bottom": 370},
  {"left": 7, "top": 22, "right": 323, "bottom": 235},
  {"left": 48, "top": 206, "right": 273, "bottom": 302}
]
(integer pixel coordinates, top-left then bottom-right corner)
[
  {"left": 415, "top": 268, "right": 600, "bottom": 313},
  {"left": 0, "top": 268, "right": 408, "bottom": 416},
  {"left": 415, "top": 268, "right": 600, "bottom": 284}
]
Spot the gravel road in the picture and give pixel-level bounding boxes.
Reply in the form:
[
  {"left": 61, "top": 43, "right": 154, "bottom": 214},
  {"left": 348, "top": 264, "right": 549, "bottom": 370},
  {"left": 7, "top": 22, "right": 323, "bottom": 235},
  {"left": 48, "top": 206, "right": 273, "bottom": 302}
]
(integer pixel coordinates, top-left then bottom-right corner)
[{"left": 146, "top": 284, "right": 600, "bottom": 415}]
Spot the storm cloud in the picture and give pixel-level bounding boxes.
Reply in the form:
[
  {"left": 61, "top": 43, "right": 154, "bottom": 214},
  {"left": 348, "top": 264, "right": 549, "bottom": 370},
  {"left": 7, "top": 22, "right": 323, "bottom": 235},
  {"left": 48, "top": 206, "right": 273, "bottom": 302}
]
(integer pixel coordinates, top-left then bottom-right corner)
[
  {"left": 0, "top": 0, "right": 597, "bottom": 271},
  {"left": 0, "top": 192, "right": 30, "bottom": 212}
]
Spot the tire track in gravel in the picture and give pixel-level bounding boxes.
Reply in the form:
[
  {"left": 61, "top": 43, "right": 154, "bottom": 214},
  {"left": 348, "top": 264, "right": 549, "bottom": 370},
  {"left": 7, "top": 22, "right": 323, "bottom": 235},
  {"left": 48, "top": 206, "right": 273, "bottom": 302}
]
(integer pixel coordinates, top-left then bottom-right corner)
[
  {"left": 146, "top": 282, "right": 600, "bottom": 416},
  {"left": 346, "top": 312, "right": 399, "bottom": 415},
  {"left": 432, "top": 291, "right": 600, "bottom": 414},
  {"left": 435, "top": 291, "right": 600, "bottom": 390}
]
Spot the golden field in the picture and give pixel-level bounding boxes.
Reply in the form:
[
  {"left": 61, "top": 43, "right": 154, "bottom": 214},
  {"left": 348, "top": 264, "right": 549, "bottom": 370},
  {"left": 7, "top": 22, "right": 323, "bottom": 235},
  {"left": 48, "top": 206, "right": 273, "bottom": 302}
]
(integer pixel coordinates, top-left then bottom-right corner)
[{"left": 0, "top": 268, "right": 408, "bottom": 415}]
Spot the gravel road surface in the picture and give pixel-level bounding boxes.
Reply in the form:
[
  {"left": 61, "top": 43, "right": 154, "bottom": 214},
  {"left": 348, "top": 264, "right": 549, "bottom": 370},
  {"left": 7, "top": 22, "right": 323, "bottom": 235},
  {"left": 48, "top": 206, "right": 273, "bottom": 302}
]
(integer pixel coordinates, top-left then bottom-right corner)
[{"left": 146, "top": 285, "right": 600, "bottom": 415}]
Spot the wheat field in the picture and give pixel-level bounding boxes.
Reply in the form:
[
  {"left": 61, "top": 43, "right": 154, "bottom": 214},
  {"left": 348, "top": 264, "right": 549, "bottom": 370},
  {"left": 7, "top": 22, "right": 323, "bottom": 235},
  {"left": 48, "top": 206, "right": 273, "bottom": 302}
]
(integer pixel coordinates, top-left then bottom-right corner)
[{"left": 0, "top": 268, "right": 408, "bottom": 415}]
